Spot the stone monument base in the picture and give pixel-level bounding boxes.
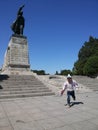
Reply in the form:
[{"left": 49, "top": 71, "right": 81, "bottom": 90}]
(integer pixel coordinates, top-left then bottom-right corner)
[
  {"left": 2, "top": 35, "right": 31, "bottom": 75},
  {"left": 1, "top": 70, "right": 34, "bottom": 75}
]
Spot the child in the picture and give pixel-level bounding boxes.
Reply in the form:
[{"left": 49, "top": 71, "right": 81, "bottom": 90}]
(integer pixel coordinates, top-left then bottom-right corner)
[{"left": 61, "top": 74, "right": 78, "bottom": 107}]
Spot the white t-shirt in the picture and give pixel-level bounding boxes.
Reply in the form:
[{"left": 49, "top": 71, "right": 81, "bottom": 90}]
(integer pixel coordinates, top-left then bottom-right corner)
[{"left": 63, "top": 80, "right": 78, "bottom": 91}]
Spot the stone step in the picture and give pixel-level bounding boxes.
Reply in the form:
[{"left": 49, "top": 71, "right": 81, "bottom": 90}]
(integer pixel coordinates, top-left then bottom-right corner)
[
  {"left": 1, "top": 80, "right": 44, "bottom": 83},
  {"left": 0, "top": 89, "right": 52, "bottom": 95},
  {"left": 0, "top": 83, "right": 47, "bottom": 87},
  {"left": 73, "top": 76, "right": 98, "bottom": 91},
  {"left": 0, "top": 92, "right": 55, "bottom": 99},
  {"left": 0, "top": 79, "right": 39, "bottom": 83},
  {"left": 93, "top": 89, "right": 98, "bottom": 91},
  {"left": 1, "top": 87, "right": 49, "bottom": 91},
  {"left": 0, "top": 75, "right": 38, "bottom": 81},
  {"left": 1, "top": 83, "right": 45, "bottom": 86},
  {"left": 0, "top": 74, "right": 55, "bottom": 99}
]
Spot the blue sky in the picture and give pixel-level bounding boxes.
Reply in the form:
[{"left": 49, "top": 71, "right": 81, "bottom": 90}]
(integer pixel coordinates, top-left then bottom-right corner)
[{"left": 0, "top": 0, "right": 98, "bottom": 74}]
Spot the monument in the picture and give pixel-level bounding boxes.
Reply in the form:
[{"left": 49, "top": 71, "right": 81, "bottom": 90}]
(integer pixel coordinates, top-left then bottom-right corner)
[
  {"left": 11, "top": 5, "right": 25, "bottom": 35},
  {"left": 2, "top": 5, "right": 31, "bottom": 75}
]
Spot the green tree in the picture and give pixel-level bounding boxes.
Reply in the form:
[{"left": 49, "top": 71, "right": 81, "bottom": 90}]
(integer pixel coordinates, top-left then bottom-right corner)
[
  {"left": 73, "top": 36, "right": 98, "bottom": 76},
  {"left": 83, "top": 56, "right": 98, "bottom": 77},
  {"left": 55, "top": 71, "right": 59, "bottom": 75},
  {"left": 73, "top": 60, "right": 86, "bottom": 75},
  {"left": 60, "top": 69, "right": 72, "bottom": 75},
  {"left": 32, "top": 70, "right": 46, "bottom": 75}
]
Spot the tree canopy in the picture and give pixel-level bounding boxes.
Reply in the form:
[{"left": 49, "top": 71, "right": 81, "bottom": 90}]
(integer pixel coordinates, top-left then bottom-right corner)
[{"left": 73, "top": 36, "right": 98, "bottom": 77}]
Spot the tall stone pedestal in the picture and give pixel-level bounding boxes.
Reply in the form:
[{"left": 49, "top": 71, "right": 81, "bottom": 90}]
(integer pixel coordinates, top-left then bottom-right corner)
[{"left": 2, "top": 35, "right": 31, "bottom": 75}]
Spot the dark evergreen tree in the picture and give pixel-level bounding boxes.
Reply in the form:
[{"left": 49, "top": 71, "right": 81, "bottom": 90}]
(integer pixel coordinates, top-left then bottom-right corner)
[
  {"left": 83, "top": 56, "right": 98, "bottom": 77},
  {"left": 73, "top": 36, "right": 98, "bottom": 76}
]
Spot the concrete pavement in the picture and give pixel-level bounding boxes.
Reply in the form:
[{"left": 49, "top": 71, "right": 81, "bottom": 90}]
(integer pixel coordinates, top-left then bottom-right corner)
[{"left": 0, "top": 91, "right": 98, "bottom": 130}]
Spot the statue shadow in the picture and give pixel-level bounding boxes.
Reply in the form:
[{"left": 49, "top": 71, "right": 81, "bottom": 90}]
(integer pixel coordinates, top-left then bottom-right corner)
[
  {"left": 0, "top": 74, "right": 9, "bottom": 81},
  {"left": 70, "top": 101, "right": 84, "bottom": 107},
  {"left": 0, "top": 75, "right": 9, "bottom": 89}
]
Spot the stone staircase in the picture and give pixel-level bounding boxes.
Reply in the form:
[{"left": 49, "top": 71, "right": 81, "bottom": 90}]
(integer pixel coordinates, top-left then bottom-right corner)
[
  {"left": 0, "top": 74, "right": 55, "bottom": 99},
  {"left": 38, "top": 75, "right": 98, "bottom": 92},
  {"left": 73, "top": 76, "right": 98, "bottom": 91}
]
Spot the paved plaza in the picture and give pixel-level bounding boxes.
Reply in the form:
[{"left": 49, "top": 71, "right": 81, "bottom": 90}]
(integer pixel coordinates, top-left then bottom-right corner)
[{"left": 0, "top": 91, "right": 98, "bottom": 130}]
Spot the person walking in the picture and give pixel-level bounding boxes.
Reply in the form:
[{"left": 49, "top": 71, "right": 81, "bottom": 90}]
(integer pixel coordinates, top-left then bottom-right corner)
[{"left": 61, "top": 74, "right": 78, "bottom": 107}]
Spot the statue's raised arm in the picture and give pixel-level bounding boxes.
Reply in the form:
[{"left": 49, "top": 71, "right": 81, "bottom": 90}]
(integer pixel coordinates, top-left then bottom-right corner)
[
  {"left": 17, "top": 5, "right": 25, "bottom": 16},
  {"left": 11, "top": 5, "right": 25, "bottom": 35}
]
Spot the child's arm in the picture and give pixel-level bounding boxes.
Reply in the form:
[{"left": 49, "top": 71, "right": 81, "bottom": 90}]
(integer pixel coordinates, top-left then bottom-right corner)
[
  {"left": 60, "top": 82, "right": 67, "bottom": 96},
  {"left": 61, "top": 89, "right": 65, "bottom": 95}
]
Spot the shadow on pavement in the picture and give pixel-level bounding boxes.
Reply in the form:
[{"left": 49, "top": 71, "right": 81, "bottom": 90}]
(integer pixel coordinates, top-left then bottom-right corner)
[{"left": 70, "top": 101, "right": 84, "bottom": 107}]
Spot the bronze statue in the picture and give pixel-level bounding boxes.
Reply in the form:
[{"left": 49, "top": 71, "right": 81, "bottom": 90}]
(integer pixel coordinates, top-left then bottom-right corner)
[{"left": 11, "top": 5, "right": 25, "bottom": 35}]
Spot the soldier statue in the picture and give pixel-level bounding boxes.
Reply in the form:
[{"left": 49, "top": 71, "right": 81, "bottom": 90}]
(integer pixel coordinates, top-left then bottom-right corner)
[{"left": 11, "top": 5, "right": 25, "bottom": 35}]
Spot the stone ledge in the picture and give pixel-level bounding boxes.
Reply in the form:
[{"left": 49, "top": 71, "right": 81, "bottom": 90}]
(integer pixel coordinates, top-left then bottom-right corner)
[
  {"left": 11, "top": 34, "right": 27, "bottom": 39},
  {"left": 1, "top": 70, "right": 34, "bottom": 75},
  {"left": 9, "top": 64, "right": 30, "bottom": 68}
]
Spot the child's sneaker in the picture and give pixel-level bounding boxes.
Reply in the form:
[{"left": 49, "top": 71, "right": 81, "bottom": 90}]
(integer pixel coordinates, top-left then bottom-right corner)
[{"left": 67, "top": 104, "right": 71, "bottom": 108}]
